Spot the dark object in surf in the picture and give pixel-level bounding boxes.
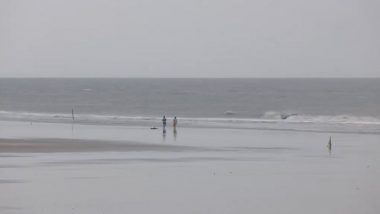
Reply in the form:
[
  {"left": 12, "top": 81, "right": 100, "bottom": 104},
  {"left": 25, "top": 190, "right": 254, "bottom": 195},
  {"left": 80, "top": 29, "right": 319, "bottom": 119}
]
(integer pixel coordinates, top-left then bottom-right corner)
[
  {"left": 281, "top": 113, "right": 297, "bottom": 120},
  {"left": 150, "top": 127, "right": 158, "bottom": 130},
  {"left": 327, "top": 136, "right": 332, "bottom": 151}
]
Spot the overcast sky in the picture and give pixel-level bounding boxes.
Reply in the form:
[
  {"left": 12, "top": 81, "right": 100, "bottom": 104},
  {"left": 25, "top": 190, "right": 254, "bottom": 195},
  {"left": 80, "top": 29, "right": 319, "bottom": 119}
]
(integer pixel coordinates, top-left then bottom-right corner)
[{"left": 0, "top": 0, "right": 379, "bottom": 78}]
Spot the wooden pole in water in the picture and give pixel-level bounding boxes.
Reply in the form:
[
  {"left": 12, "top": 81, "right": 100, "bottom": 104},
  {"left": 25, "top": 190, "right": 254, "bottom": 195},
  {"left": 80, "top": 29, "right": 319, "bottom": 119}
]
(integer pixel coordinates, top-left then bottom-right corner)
[
  {"left": 327, "top": 136, "right": 332, "bottom": 151},
  {"left": 72, "top": 108, "right": 75, "bottom": 121}
]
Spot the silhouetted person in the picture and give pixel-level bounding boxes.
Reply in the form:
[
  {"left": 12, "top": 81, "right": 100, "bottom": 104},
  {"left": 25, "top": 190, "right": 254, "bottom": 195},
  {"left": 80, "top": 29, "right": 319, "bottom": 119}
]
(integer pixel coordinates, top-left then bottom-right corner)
[
  {"left": 162, "top": 115, "right": 167, "bottom": 129},
  {"left": 173, "top": 116, "right": 178, "bottom": 128}
]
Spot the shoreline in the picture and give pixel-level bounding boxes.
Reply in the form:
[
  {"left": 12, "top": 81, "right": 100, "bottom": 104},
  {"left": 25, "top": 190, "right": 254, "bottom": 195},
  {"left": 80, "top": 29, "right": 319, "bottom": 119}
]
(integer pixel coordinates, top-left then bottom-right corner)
[{"left": 0, "top": 118, "right": 379, "bottom": 135}]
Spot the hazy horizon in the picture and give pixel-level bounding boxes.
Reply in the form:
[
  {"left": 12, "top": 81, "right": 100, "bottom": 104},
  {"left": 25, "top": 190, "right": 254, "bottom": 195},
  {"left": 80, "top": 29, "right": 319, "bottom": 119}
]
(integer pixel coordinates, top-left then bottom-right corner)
[
  {"left": 1, "top": 0, "right": 379, "bottom": 78},
  {"left": 0, "top": 77, "right": 379, "bottom": 79}
]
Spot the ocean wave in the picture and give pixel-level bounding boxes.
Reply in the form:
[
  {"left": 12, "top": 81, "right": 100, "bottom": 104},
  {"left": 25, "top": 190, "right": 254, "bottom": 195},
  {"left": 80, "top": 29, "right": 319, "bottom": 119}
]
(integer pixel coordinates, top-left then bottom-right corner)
[
  {"left": 261, "top": 111, "right": 380, "bottom": 125},
  {"left": 224, "top": 110, "right": 238, "bottom": 115},
  {"left": 0, "top": 110, "right": 379, "bottom": 134}
]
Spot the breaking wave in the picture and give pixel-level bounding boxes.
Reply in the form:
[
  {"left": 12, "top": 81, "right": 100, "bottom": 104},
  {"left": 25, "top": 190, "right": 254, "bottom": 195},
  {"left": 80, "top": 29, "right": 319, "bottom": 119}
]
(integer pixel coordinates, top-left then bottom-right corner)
[
  {"left": 0, "top": 110, "right": 379, "bottom": 134},
  {"left": 261, "top": 111, "right": 380, "bottom": 125}
]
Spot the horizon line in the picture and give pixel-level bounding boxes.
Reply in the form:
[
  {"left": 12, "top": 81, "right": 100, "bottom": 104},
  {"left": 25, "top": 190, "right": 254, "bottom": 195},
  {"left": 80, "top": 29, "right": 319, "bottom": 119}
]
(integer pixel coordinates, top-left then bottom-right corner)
[{"left": 0, "top": 77, "right": 379, "bottom": 79}]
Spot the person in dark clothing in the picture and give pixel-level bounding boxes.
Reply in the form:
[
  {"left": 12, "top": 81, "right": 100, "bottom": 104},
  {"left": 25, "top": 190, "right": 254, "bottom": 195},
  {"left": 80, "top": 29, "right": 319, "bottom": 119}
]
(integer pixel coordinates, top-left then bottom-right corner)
[{"left": 162, "top": 115, "right": 167, "bottom": 129}]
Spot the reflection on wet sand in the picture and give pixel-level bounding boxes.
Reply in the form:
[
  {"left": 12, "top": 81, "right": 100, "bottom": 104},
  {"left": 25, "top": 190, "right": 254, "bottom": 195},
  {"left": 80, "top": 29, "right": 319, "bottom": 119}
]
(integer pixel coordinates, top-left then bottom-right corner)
[
  {"left": 162, "top": 128, "right": 166, "bottom": 142},
  {"left": 173, "top": 127, "right": 177, "bottom": 141},
  {"left": 0, "top": 179, "right": 26, "bottom": 184},
  {"left": 0, "top": 206, "right": 22, "bottom": 212}
]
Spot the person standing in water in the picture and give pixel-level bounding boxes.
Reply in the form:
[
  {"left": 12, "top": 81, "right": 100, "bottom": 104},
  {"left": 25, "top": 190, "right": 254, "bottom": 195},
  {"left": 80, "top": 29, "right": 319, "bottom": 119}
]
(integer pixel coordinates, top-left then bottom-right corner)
[
  {"left": 173, "top": 116, "right": 178, "bottom": 141},
  {"left": 173, "top": 116, "right": 178, "bottom": 128},
  {"left": 162, "top": 115, "right": 167, "bottom": 129}
]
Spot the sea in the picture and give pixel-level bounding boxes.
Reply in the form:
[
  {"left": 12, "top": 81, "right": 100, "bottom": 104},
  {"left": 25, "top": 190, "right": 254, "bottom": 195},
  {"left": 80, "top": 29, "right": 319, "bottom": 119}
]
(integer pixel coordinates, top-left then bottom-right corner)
[{"left": 0, "top": 78, "right": 379, "bottom": 134}]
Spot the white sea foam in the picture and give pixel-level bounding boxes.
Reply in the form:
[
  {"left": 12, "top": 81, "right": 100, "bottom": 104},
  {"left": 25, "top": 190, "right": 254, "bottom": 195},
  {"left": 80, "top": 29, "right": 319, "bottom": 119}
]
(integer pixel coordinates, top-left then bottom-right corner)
[
  {"left": 224, "top": 110, "right": 238, "bottom": 115},
  {"left": 261, "top": 111, "right": 380, "bottom": 125},
  {"left": 0, "top": 110, "right": 380, "bottom": 134}
]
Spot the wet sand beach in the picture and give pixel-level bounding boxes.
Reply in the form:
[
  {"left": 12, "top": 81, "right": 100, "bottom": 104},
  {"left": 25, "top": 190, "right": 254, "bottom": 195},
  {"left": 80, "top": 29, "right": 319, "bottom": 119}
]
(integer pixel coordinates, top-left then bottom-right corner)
[
  {"left": 0, "top": 121, "right": 379, "bottom": 214},
  {"left": 0, "top": 138, "right": 198, "bottom": 153}
]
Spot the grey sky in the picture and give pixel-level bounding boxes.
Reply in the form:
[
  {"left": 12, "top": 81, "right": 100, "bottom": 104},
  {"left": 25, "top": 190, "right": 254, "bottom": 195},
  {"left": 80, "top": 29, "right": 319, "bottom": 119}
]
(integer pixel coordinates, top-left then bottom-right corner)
[{"left": 0, "top": 0, "right": 379, "bottom": 78}]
